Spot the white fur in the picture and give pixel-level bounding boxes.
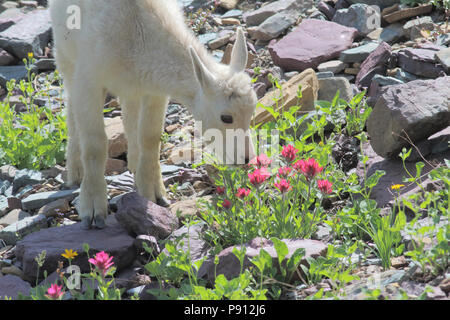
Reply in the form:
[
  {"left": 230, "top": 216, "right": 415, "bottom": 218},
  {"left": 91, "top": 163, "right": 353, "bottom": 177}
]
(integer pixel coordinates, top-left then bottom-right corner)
[{"left": 49, "top": 0, "right": 257, "bottom": 223}]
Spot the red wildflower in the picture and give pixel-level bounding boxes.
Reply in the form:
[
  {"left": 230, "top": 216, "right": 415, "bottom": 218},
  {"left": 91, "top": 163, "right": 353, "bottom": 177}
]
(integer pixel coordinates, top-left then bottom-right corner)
[
  {"left": 216, "top": 186, "right": 225, "bottom": 195},
  {"left": 248, "top": 167, "right": 271, "bottom": 186},
  {"left": 293, "top": 158, "right": 323, "bottom": 180},
  {"left": 45, "top": 283, "right": 64, "bottom": 300},
  {"left": 88, "top": 251, "right": 114, "bottom": 276},
  {"left": 249, "top": 153, "right": 272, "bottom": 168},
  {"left": 222, "top": 199, "right": 232, "bottom": 209},
  {"left": 236, "top": 188, "right": 251, "bottom": 199},
  {"left": 317, "top": 179, "right": 333, "bottom": 194},
  {"left": 277, "top": 166, "right": 292, "bottom": 178},
  {"left": 281, "top": 144, "right": 298, "bottom": 163},
  {"left": 274, "top": 179, "right": 291, "bottom": 193}
]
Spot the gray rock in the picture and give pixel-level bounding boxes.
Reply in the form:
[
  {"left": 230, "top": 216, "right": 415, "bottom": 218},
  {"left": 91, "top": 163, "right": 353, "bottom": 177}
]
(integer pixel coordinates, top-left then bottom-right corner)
[
  {"left": 435, "top": 33, "right": 450, "bottom": 47},
  {"left": 0, "top": 9, "right": 51, "bottom": 59},
  {"left": 317, "top": 1, "right": 336, "bottom": 20},
  {"left": 0, "top": 165, "right": 16, "bottom": 182},
  {"left": 106, "top": 171, "right": 134, "bottom": 192},
  {"left": 371, "top": 74, "right": 404, "bottom": 86},
  {"left": 197, "top": 32, "right": 217, "bottom": 45},
  {"left": 367, "top": 77, "right": 450, "bottom": 158},
  {"left": 198, "top": 237, "right": 327, "bottom": 283},
  {"left": 317, "top": 60, "right": 347, "bottom": 73},
  {"left": 0, "top": 65, "right": 28, "bottom": 87},
  {"left": 403, "top": 16, "right": 434, "bottom": 41},
  {"left": 0, "top": 213, "right": 47, "bottom": 245},
  {"left": 0, "top": 180, "right": 11, "bottom": 196},
  {"left": 12, "top": 169, "right": 44, "bottom": 194},
  {"left": 252, "top": 12, "right": 297, "bottom": 41},
  {"left": 0, "top": 275, "right": 31, "bottom": 300},
  {"left": 340, "top": 42, "right": 380, "bottom": 63},
  {"left": 243, "top": 0, "right": 310, "bottom": 26},
  {"left": 34, "top": 58, "right": 55, "bottom": 72},
  {"left": 15, "top": 214, "right": 135, "bottom": 280},
  {"left": 115, "top": 192, "right": 179, "bottom": 239},
  {"left": 21, "top": 189, "right": 79, "bottom": 211},
  {"left": 0, "top": 48, "right": 15, "bottom": 66},
  {"left": 393, "top": 68, "right": 418, "bottom": 82},
  {"left": 318, "top": 76, "right": 354, "bottom": 101},
  {"left": 160, "top": 164, "right": 183, "bottom": 175},
  {"left": 164, "top": 222, "right": 210, "bottom": 262},
  {"left": 332, "top": 3, "right": 381, "bottom": 36},
  {"left": 397, "top": 48, "right": 446, "bottom": 79},
  {"left": 380, "top": 23, "right": 405, "bottom": 43},
  {"left": 346, "top": 0, "right": 400, "bottom": 9},
  {"left": 316, "top": 71, "right": 334, "bottom": 78},
  {"left": 0, "top": 196, "right": 8, "bottom": 218},
  {"left": 221, "top": 9, "right": 242, "bottom": 19},
  {"left": 0, "top": 209, "right": 30, "bottom": 227},
  {"left": 436, "top": 47, "right": 450, "bottom": 71}
]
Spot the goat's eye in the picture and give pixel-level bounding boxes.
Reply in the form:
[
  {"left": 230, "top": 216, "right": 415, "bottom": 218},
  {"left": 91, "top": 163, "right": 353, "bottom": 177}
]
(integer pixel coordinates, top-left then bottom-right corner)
[{"left": 221, "top": 115, "right": 234, "bottom": 124}]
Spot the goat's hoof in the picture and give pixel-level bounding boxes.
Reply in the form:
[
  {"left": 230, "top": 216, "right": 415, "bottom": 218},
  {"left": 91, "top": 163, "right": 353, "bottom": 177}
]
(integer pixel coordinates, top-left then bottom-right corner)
[
  {"left": 80, "top": 217, "right": 92, "bottom": 230},
  {"left": 157, "top": 196, "right": 170, "bottom": 207},
  {"left": 94, "top": 216, "right": 107, "bottom": 229}
]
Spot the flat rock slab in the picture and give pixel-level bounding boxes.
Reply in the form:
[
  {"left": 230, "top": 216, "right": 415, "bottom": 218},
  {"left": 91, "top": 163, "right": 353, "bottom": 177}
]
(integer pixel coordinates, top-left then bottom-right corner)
[
  {"left": 367, "top": 76, "right": 450, "bottom": 158},
  {"left": 382, "top": 4, "right": 432, "bottom": 24},
  {"left": 436, "top": 48, "right": 450, "bottom": 71},
  {"left": 0, "top": 65, "right": 28, "bottom": 87},
  {"left": 269, "top": 19, "right": 358, "bottom": 72},
  {"left": 15, "top": 214, "right": 136, "bottom": 280},
  {"left": 340, "top": 42, "right": 380, "bottom": 63},
  {"left": 0, "top": 275, "right": 32, "bottom": 300},
  {"left": 21, "top": 189, "right": 80, "bottom": 211},
  {"left": 115, "top": 192, "right": 179, "bottom": 239},
  {"left": 0, "top": 9, "right": 51, "bottom": 59},
  {"left": 0, "top": 213, "right": 47, "bottom": 245},
  {"left": 397, "top": 48, "right": 447, "bottom": 79},
  {"left": 356, "top": 41, "right": 391, "bottom": 88},
  {"left": 243, "top": 0, "right": 304, "bottom": 26},
  {"left": 198, "top": 238, "right": 327, "bottom": 283}
]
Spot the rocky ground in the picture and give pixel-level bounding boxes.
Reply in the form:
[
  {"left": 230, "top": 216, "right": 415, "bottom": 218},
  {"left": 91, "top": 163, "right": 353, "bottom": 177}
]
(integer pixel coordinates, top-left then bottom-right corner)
[{"left": 0, "top": 0, "right": 449, "bottom": 300}]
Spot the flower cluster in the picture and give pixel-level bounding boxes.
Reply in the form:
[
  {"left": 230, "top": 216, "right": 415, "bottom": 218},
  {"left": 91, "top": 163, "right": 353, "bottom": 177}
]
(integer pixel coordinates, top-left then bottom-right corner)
[{"left": 89, "top": 251, "right": 114, "bottom": 276}]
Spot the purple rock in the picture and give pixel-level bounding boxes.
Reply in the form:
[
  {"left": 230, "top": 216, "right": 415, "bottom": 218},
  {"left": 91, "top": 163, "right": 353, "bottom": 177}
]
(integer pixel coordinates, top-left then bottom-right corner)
[
  {"left": 0, "top": 275, "right": 32, "bottom": 300},
  {"left": 317, "top": 1, "right": 336, "bottom": 20},
  {"left": 356, "top": 42, "right": 391, "bottom": 89},
  {"left": 115, "top": 192, "right": 179, "bottom": 239},
  {"left": 397, "top": 48, "right": 447, "bottom": 79},
  {"left": 269, "top": 19, "right": 358, "bottom": 72},
  {"left": 15, "top": 215, "right": 136, "bottom": 281}
]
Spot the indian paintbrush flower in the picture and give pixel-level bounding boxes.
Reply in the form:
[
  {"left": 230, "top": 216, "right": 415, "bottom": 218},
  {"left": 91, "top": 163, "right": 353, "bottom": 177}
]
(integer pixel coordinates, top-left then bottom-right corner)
[
  {"left": 317, "top": 179, "right": 333, "bottom": 194},
  {"left": 248, "top": 167, "right": 271, "bottom": 186},
  {"left": 293, "top": 158, "right": 323, "bottom": 181},
  {"left": 281, "top": 144, "right": 298, "bottom": 163},
  {"left": 249, "top": 153, "right": 272, "bottom": 168},
  {"left": 88, "top": 251, "right": 114, "bottom": 276},
  {"left": 45, "top": 284, "right": 65, "bottom": 300},
  {"left": 236, "top": 188, "right": 251, "bottom": 199},
  {"left": 274, "top": 179, "right": 291, "bottom": 193}
]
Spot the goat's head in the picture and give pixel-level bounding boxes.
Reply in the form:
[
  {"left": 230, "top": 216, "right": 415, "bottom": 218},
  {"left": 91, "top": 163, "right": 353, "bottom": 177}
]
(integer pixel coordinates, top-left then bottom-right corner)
[{"left": 189, "top": 28, "right": 257, "bottom": 165}]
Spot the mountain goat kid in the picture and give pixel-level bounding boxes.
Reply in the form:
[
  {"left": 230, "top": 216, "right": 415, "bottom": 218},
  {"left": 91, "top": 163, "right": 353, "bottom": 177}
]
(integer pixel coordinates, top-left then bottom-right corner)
[{"left": 49, "top": 0, "right": 257, "bottom": 229}]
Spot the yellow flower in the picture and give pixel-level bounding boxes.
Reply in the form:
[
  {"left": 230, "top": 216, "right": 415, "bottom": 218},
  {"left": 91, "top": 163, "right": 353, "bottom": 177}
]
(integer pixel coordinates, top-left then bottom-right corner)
[
  {"left": 27, "top": 52, "right": 34, "bottom": 59},
  {"left": 61, "top": 249, "right": 78, "bottom": 260},
  {"left": 391, "top": 184, "right": 405, "bottom": 191},
  {"left": 318, "top": 141, "right": 324, "bottom": 147}
]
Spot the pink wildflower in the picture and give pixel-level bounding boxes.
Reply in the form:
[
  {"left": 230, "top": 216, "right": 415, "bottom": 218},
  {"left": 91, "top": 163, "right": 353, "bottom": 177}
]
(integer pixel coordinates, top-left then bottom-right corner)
[
  {"left": 216, "top": 186, "right": 225, "bottom": 195},
  {"left": 317, "top": 179, "right": 333, "bottom": 194},
  {"left": 88, "top": 251, "right": 114, "bottom": 276},
  {"left": 248, "top": 167, "right": 271, "bottom": 186},
  {"left": 293, "top": 158, "right": 323, "bottom": 180},
  {"left": 281, "top": 145, "right": 298, "bottom": 163},
  {"left": 236, "top": 188, "right": 251, "bottom": 199},
  {"left": 274, "top": 179, "right": 292, "bottom": 193},
  {"left": 45, "top": 284, "right": 64, "bottom": 300},
  {"left": 249, "top": 154, "right": 272, "bottom": 168},
  {"left": 222, "top": 199, "right": 232, "bottom": 209}
]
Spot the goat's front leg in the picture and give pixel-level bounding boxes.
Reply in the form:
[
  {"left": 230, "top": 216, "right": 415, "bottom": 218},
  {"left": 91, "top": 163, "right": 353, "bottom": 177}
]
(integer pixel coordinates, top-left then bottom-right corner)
[
  {"left": 135, "top": 95, "right": 169, "bottom": 207},
  {"left": 71, "top": 76, "right": 108, "bottom": 229}
]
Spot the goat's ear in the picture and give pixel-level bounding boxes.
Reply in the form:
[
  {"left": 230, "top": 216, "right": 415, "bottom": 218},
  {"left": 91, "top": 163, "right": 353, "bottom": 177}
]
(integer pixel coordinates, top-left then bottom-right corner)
[
  {"left": 189, "top": 46, "right": 216, "bottom": 91},
  {"left": 230, "top": 28, "right": 248, "bottom": 73}
]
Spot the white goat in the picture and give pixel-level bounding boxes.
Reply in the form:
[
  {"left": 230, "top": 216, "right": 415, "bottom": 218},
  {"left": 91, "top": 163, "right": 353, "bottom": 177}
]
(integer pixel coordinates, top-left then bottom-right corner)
[{"left": 49, "top": 0, "right": 257, "bottom": 229}]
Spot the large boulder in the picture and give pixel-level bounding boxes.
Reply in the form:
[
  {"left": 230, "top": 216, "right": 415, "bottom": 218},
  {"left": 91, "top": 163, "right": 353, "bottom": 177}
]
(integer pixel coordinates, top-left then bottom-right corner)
[
  {"left": 115, "top": 192, "right": 179, "bottom": 239},
  {"left": 252, "top": 68, "right": 319, "bottom": 125},
  {"left": 0, "top": 9, "right": 51, "bottom": 59},
  {"left": 243, "top": 0, "right": 311, "bottom": 27},
  {"left": 332, "top": 3, "right": 381, "bottom": 36},
  {"left": 367, "top": 77, "right": 450, "bottom": 158},
  {"left": 397, "top": 48, "right": 447, "bottom": 79},
  {"left": 356, "top": 42, "right": 391, "bottom": 89},
  {"left": 15, "top": 215, "right": 136, "bottom": 281},
  {"left": 268, "top": 19, "right": 358, "bottom": 72},
  {"left": 0, "top": 275, "right": 32, "bottom": 300}
]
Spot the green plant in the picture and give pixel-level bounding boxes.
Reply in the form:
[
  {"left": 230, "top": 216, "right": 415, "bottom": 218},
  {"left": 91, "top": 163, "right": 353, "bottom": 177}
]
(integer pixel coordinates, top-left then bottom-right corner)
[{"left": 0, "top": 56, "right": 67, "bottom": 170}]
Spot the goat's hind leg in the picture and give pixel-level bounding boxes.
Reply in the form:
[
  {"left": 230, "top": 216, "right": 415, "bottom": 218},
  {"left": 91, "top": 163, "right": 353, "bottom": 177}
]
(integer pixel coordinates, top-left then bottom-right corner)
[
  {"left": 71, "top": 70, "right": 109, "bottom": 229},
  {"left": 121, "top": 98, "right": 139, "bottom": 174}
]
